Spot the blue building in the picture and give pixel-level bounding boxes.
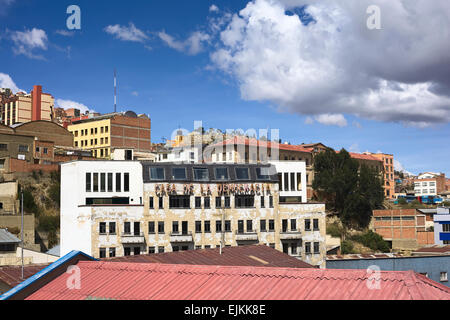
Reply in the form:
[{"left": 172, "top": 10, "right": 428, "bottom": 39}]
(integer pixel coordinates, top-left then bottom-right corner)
[
  {"left": 434, "top": 207, "right": 450, "bottom": 245},
  {"left": 327, "top": 254, "right": 450, "bottom": 287}
]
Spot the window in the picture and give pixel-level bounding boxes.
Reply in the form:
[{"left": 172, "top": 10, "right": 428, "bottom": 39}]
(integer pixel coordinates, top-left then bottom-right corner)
[
  {"left": 291, "top": 243, "right": 297, "bottom": 255},
  {"left": 172, "top": 221, "right": 179, "bottom": 233},
  {"left": 86, "top": 173, "right": 91, "bottom": 192},
  {"left": 172, "top": 168, "right": 187, "bottom": 180},
  {"left": 134, "top": 247, "right": 140, "bottom": 255},
  {"left": 224, "top": 196, "right": 230, "bottom": 208},
  {"left": 314, "top": 242, "right": 320, "bottom": 254},
  {"left": 195, "top": 197, "right": 201, "bottom": 208},
  {"left": 204, "top": 197, "right": 210, "bottom": 209},
  {"left": 215, "top": 197, "right": 222, "bottom": 208},
  {"left": 101, "top": 127, "right": 104, "bottom": 134},
  {"left": 107, "top": 173, "right": 113, "bottom": 192},
  {"left": 148, "top": 222, "right": 155, "bottom": 234},
  {"left": 305, "top": 242, "right": 311, "bottom": 254},
  {"left": 169, "top": 195, "right": 190, "bottom": 209},
  {"left": 282, "top": 219, "right": 288, "bottom": 232},
  {"left": 402, "top": 216, "right": 415, "bottom": 221},
  {"left": 148, "top": 247, "right": 155, "bottom": 254},
  {"left": 235, "top": 195, "right": 254, "bottom": 208},
  {"left": 225, "top": 220, "right": 231, "bottom": 232},
  {"left": 124, "top": 222, "right": 131, "bottom": 234},
  {"left": 216, "top": 220, "right": 222, "bottom": 232},
  {"left": 124, "top": 247, "right": 131, "bottom": 256},
  {"left": 109, "top": 222, "right": 116, "bottom": 234},
  {"left": 235, "top": 167, "right": 249, "bottom": 180},
  {"left": 269, "top": 196, "right": 273, "bottom": 208},
  {"left": 246, "top": 220, "right": 253, "bottom": 232},
  {"left": 99, "top": 222, "right": 106, "bottom": 234},
  {"left": 150, "top": 167, "right": 165, "bottom": 180},
  {"left": 440, "top": 272, "right": 448, "bottom": 282},
  {"left": 305, "top": 219, "right": 311, "bottom": 231},
  {"left": 278, "top": 173, "right": 282, "bottom": 191},
  {"left": 290, "top": 173, "right": 296, "bottom": 191},
  {"left": 443, "top": 224, "right": 450, "bottom": 233},
  {"left": 195, "top": 221, "right": 202, "bottom": 233},
  {"left": 268, "top": 219, "right": 275, "bottom": 231},
  {"left": 105, "top": 126, "right": 109, "bottom": 133},
  {"left": 115, "top": 173, "right": 121, "bottom": 192},
  {"left": 93, "top": 173, "right": 99, "bottom": 192},
  {"left": 256, "top": 167, "right": 271, "bottom": 180},
  {"left": 204, "top": 221, "right": 211, "bottom": 233},
  {"left": 313, "top": 219, "right": 319, "bottom": 231},
  {"left": 124, "top": 173, "right": 129, "bottom": 192},
  {"left": 238, "top": 220, "right": 244, "bottom": 233},
  {"left": 99, "top": 248, "right": 106, "bottom": 258},
  {"left": 297, "top": 173, "right": 302, "bottom": 190},
  {"left": 100, "top": 173, "right": 106, "bottom": 192},
  {"left": 215, "top": 168, "right": 229, "bottom": 180},
  {"left": 158, "top": 246, "right": 165, "bottom": 253},
  {"left": 260, "top": 220, "right": 266, "bottom": 231},
  {"left": 291, "top": 219, "right": 297, "bottom": 231},
  {"left": 193, "top": 167, "right": 209, "bottom": 181},
  {"left": 18, "top": 145, "right": 28, "bottom": 152},
  {"left": 0, "top": 144, "right": 7, "bottom": 151},
  {"left": 109, "top": 248, "right": 116, "bottom": 258},
  {"left": 158, "top": 221, "right": 164, "bottom": 234},
  {"left": 260, "top": 196, "right": 265, "bottom": 208},
  {"left": 149, "top": 197, "right": 154, "bottom": 209},
  {"left": 284, "top": 173, "right": 289, "bottom": 191},
  {"left": 172, "top": 246, "right": 179, "bottom": 252},
  {"left": 159, "top": 196, "right": 164, "bottom": 209}
]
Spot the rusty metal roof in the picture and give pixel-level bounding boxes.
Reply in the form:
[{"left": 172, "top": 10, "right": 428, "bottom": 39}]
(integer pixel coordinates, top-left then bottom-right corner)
[
  {"left": 103, "top": 245, "right": 314, "bottom": 268},
  {"left": 0, "top": 264, "right": 50, "bottom": 288},
  {"left": 414, "top": 245, "right": 450, "bottom": 254},
  {"left": 25, "top": 261, "right": 450, "bottom": 300}
]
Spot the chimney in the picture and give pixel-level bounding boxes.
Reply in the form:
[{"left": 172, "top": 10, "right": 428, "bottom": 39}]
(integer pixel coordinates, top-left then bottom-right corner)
[{"left": 32, "top": 85, "right": 42, "bottom": 121}]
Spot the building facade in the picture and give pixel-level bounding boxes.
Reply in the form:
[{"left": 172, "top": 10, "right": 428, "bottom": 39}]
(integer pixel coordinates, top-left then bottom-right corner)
[
  {"left": 414, "top": 173, "right": 446, "bottom": 197},
  {"left": 68, "top": 111, "right": 151, "bottom": 159},
  {"left": 60, "top": 161, "right": 326, "bottom": 267},
  {"left": 434, "top": 207, "right": 450, "bottom": 245},
  {"left": 365, "top": 153, "right": 395, "bottom": 199}
]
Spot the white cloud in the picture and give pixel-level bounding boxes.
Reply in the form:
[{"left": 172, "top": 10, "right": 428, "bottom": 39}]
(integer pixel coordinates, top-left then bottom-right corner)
[
  {"left": 209, "top": 4, "right": 219, "bottom": 12},
  {"left": 159, "top": 31, "right": 210, "bottom": 55},
  {"left": 0, "top": 73, "right": 24, "bottom": 93},
  {"left": 10, "top": 28, "right": 48, "bottom": 59},
  {"left": 210, "top": 0, "right": 450, "bottom": 127},
  {"left": 104, "top": 23, "right": 149, "bottom": 43},
  {"left": 314, "top": 114, "right": 348, "bottom": 127},
  {"left": 394, "top": 159, "right": 415, "bottom": 176},
  {"left": 55, "top": 30, "right": 75, "bottom": 37},
  {"left": 55, "top": 99, "right": 95, "bottom": 114}
]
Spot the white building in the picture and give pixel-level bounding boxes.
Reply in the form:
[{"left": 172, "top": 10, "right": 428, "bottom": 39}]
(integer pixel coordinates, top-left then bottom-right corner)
[{"left": 434, "top": 207, "right": 450, "bottom": 245}]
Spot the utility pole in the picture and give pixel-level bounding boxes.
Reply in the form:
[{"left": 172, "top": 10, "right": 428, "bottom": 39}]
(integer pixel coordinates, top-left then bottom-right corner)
[
  {"left": 220, "top": 191, "right": 225, "bottom": 255},
  {"left": 21, "top": 190, "right": 24, "bottom": 280},
  {"left": 114, "top": 68, "right": 117, "bottom": 113}
]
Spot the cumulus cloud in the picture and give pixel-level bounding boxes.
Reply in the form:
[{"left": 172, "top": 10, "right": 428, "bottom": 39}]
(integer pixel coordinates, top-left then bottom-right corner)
[
  {"left": 55, "top": 99, "right": 95, "bottom": 114},
  {"left": 104, "top": 23, "right": 149, "bottom": 43},
  {"left": 10, "top": 28, "right": 48, "bottom": 59},
  {"left": 394, "top": 159, "right": 414, "bottom": 176},
  {"left": 304, "top": 113, "right": 347, "bottom": 126},
  {"left": 159, "top": 31, "right": 210, "bottom": 55},
  {"left": 209, "top": 0, "right": 450, "bottom": 127},
  {"left": 0, "top": 73, "right": 24, "bottom": 93},
  {"left": 209, "top": 4, "right": 219, "bottom": 12}
]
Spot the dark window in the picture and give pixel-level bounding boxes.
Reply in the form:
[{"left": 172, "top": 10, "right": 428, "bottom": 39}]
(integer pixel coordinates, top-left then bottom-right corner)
[
  {"left": 150, "top": 167, "right": 165, "bottom": 180},
  {"left": 215, "top": 197, "right": 222, "bottom": 208},
  {"left": 85, "top": 197, "right": 129, "bottom": 205},
  {"left": 124, "top": 173, "right": 129, "bottom": 192},
  {"left": 0, "top": 144, "right": 8, "bottom": 151},
  {"left": 158, "top": 221, "right": 164, "bottom": 234},
  {"left": 99, "top": 222, "right": 106, "bottom": 234},
  {"left": 158, "top": 246, "right": 165, "bottom": 253},
  {"left": 107, "top": 173, "right": 113, "bottom": 192},
  {"left": 100, "top": 173, "right": 106, "bottom": 192},
  {"left": 215, "top": 168, "right": 229, "bottom": 180},
  {"left": 173, "top": 246, "right": 179, "bottom": 252},
  {"left": 269, "top": 219, "right": 275, "bottom": 231},
  {"left": 172, "top": 168, "right": 187, "bottom": 180},
  {"left": 291, "top": 219, "right": 297, "bottom": 231},
  {"left": 169, "top": 195, "right": 190, "bottom": 209},
  {"left": 109, "top": 222, "right": 116, "bottom": 234},
  {"left": 195, "top": 221, "right": 202, "bottom": 233},
  {"left": 290, "top": 173, "right": 295, "bottom": 191},
  {"left": 216, "top": 220, "right": 222, "bottom": 232},
  {"left": 124, "top": 222, "right": 131, "bottom": 234},
  {"left": 193, "top": 168, "right": 209, "bottom": 181},
  {"left": 115, "top": 173, "right": 121, "bottom": 192},
  {"left": 148, "top": 247, "right": 155, "bottom": 254},
  {"left": 224, "top": 196, "right": 230, "bottom": 208},
  {"left": 172, "top": 221, "right": 179, "bottom": 233},
  {"left": 149, "top": 222, "right": 155, "bottom": 234},
  {"left": 313, "top": 219, "right": 319, "bottom": 231},
  {"left": 124, "top": 247, "right": 131, "bottom": 256},
  {"left": 18, "top": 145, "right": 29, "bottom": 153},
  {"left": 238, "top": 220, "right": 244, "bottom": 233},
  {"left": 235, "top": 168, "right": 249, "bottom": 180},
  {"left": 159, "top": 196, "right": 164, "bottom": 209},
  {"left": 93, "top": 173, "right": 99, "bottom": 192},
  {"left": 109, "top": 248, "right": 116, "bottom": 257},
  {"left": 86, "top": 173, "right": 91, "bottom": 192},
  {"left": 235, "top": 195, "right": 254, "bottom": 208},
  {"left": 182, "top": 221, "right": 188, "bottom": 235},
  {"left": 260, "top": 196, "right": 265, "bottom": 208},
  {"left": 99, "top": 248, "right": 106, "bottom": 258},
  {"left": 305, "top": 219, "right": 311, "bottom": 231},
  {"left": 305, "top": 242, "right": 311, "bottom": 254},
  {"left": 283, "top": 243, "right": 289, "bottom": 254},
  {"left": 256, "top": 167, "right": 271, "bottom": 180},
  {"left": 314, "top": 242, "right": 320, "bottom": 253},
  {"left": 134, "top": 247, "right": 140, "bottom": 255},
  {"left": 284, "top": 173, "right": 289, "bottom": 191},
  {"left": 204, "top": 221, "right": 211, "bottom": 233},
  {"left": 149, "top": 197, "right": 154, "bottom": 209},
  {"left": 260, "top": 220, "right": 266, "bottom": 231},
  {"left": 282, "top": 219, "right": 288, "bottom": 232},
  {"left": 134, "top": 222, "right": 140, "bottom": 236},
  {"left": 278, "top": 173, "right": 283, "bottom": 191},
  {"left": 246, "top": 220, "right": 253, "bottom": 232},
  {"left": 269, "top": 196, "right": 273, "bottom": 208},
  {"left": 225, "top": 220, "right": 231, "bottom": 232},
  {"left": 204, "top": 197, "right": 210, "bottom": 209},
  {"left": 291, "top": 243, "right": 297, "bottom": 255},
  {"left": 195, "top": 197, "right": 201, "bottom": 209}
]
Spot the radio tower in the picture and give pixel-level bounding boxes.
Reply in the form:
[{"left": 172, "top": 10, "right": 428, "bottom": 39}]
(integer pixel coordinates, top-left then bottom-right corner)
[{"left": 114, "top": 68, "right": 117, "bottom": 113}]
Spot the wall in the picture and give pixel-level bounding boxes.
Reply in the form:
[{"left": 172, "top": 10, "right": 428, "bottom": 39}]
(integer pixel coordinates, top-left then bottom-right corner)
[
  {"left": 8, "top": 158, "right": 59, "bottom": 173},
  {"left": 326, "top": 255, "right": 450, "bottom": 287},
  {"left": 0, "top": 181, "right": 18, "bottom": 214},
  {"left": 0, "top": 247, "right": 58, "bottom": 265},
  {"left": 0, "top": 133, "right": 35, "bottom": 163},
  {"left": 0, "top": 214, "right": 37, "bottom": 249}
]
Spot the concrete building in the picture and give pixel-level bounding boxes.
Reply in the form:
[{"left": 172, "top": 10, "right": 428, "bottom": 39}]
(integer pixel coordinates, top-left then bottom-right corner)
[
  {"left": 68, "top": 111, "right": 151, "bottom": 159},
  {"left": 0, "top": 86, "right": 54, "bottom": 126},
  {"left": 0, "top": 181, "right": 19, "bottom": 215},
  {"left": 364, "top": 152, "right": 395, "bottom": 199},
  {"left": 434, "top": 207, "right": 450, "bottom": 245},
  {"left": 60, "top": 161, "right": 326, "bottom": 267},
  {"left": 414, "top": 172, "right": 446, "bottom": 197}
]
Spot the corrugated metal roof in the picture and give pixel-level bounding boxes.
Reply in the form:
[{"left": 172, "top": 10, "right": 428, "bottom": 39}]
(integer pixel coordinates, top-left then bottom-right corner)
[
  {"left": 327, "top": 253, "right": 403, "bottom": 260},
  {"left": 25, "top": 261, "right": 450, "bottom": 300},
  {"left": 0, "top": 229, "right": 20, "bottom": 243},
  {"left": 414, "top": 245, "right": 450, "bottom": 254},
  {"left": 103, "top": 245, "right": 313, "bottom": 268},
  {"left": 0, "top": 264, "right": 50, "bottom": 289}
]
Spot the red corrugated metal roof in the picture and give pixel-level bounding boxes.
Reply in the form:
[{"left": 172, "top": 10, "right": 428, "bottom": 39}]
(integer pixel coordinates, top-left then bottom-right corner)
[
  {"left": 103, "top": 245, "right": 313, "bottom": 268},
  {"left": 26, "top": 262, "right": 450, "bottom": 300},
  {"left": 414, "top": 245, "right": 450, "bottom": 254},
  {"left": 0, "top": 264, "right": 50, "bottom": 288}
]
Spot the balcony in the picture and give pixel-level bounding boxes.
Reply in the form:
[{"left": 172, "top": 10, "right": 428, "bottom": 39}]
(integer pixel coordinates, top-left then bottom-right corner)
[
  {"left": 121, "top": 232, "right": 145, "bottom": 244},
  {"left": 170, "top": 231, "right": 194, "bottom": 243},
  {"left": 279, "top": 229, "right": 302, "bottom": 240},
  {"left": 235, "top": 230, "right": 258, "bottom": 241}
]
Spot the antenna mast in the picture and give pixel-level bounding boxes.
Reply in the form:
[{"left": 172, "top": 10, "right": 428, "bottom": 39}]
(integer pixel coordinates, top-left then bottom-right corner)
[{"left": 114, "top": 69, "right": 117, "bottom": 113}]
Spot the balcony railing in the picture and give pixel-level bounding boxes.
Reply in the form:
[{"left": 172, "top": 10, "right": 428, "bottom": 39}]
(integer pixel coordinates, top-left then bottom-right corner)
[
  {"left": 169, "top": 231, "right": 194, "bottom": 243},
  {"left": 121, "top": 232, "right": 145, "bottom": 244},
  {"left": 235, "top": 230, "right": 258, "bottom": 241},
  {"left": 279, "top": 229, "right": 302, "bottom": 240}
]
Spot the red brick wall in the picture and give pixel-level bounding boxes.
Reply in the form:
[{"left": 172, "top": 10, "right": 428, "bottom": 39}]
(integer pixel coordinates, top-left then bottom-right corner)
[
  {"left": 110, "top": 115, "right": 151, "bottom": 152},
  {"left": 9, "top": 158, "right": 59, "bottom": 173},
  {"left": 417, "top": 231, "right": 434, "bottom": 245}
]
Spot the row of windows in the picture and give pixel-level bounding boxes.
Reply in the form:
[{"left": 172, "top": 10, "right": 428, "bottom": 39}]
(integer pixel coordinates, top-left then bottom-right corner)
[
  {"left": 149, "top": 167, "right": 271, "bottom": 181},
  {"left": 86, "top": 172, "right": 130, "bottom": 192},
  {"left": 75, "top": 137, "right": 109, "bottom": 147},
  {"left": 283, "top": 242, "right": 320, "bottom": 255},
  {"left": 73, "top": 126, "right": 109, "bottom": 137},
  {"left": 443, "top": 224, "right": 450, "bottom": 233},
  {"left": 278, "top": 172, "right": 302, "bottom": 192},
  {"left": 149, "top": 195, "right": 274, "bottom": 209},
  {"left": 415, "top": 182, "right": 436, "bottom": 187},
  {"left": 375, "top": 216, "right": 415, "bottom": 221}
]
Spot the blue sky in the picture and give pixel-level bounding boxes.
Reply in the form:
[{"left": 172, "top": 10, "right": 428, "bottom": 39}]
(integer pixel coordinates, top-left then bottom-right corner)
[{"left": 0, "top": 0, "right": 449, "bottom": 176}]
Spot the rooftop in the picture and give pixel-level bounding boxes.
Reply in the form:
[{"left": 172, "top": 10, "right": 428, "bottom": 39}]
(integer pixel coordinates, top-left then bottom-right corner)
[
  {"left": 24, "top": 261, "right": 450, "bottom": 300},
  {"left": 413, "top": 245, "right": 450, "bottom": 255},
  {"left": 0, "top": 229, "right": 20, "bottom": 244},
  {"left": 0, "top": 264, "right": 50, "bottom": 289},
  {"left": 211, "top": 137, "right": 314, "bottom": 153}
]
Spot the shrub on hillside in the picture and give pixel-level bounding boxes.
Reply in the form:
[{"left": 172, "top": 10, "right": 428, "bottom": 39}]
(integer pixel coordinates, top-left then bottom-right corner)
[{"left": 341, "top": 240, "right": 354, "bottom": 254}]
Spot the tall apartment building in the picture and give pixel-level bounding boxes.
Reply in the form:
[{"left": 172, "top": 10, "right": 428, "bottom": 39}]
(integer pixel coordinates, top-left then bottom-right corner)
[
  {"left": 414, "top": 173, "right": 446, "bottom": 197},
  {"left": 67, "top": 111, "right": 151, "bottom": 159},
  {"left": 0, "top": 86, "right": 54, "bottom": 126},
  {"left": 60, "top": 161, "right": 326, "bottom": 267},
  {"left": 364, "top": 153, "right": 395, "bottom": 199}
]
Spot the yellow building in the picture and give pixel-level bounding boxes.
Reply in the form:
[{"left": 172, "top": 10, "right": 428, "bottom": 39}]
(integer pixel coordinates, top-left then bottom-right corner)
[{"left": 365, "top": 153, "right": 395, "bottom": 199}]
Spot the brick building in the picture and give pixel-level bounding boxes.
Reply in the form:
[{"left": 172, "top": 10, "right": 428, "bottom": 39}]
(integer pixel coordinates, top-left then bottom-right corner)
[
  {"left": 414, "top": 172, "right": 447, "bottom": 197},
  {"left": 364, "top": 153, "right": 395, "bottom": 199}
]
